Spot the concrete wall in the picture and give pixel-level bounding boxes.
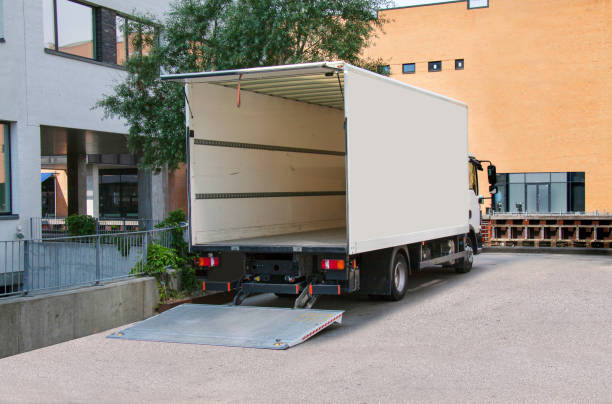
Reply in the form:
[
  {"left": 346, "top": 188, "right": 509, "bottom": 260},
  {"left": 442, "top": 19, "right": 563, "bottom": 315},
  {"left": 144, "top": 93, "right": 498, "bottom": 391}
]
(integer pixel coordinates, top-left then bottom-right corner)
[
  {"left": 366, "top": 0, "right": 612, "bottom": 211},
  {"left": 0, "top": 276, "right": 158, "bottom": 359},
  {"left": 0, "top": 0, "right": 171, "bottom": 241}
]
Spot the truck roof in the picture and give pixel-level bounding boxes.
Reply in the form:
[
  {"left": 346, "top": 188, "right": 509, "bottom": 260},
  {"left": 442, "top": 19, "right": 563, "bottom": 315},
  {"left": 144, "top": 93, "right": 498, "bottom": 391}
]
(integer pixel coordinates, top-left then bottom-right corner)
[
  {"left": 161, "top": 61, "right": 466, "bottom": 111},
  {"left": 162, "top": 61, "right": 346, "bottom": 110}
]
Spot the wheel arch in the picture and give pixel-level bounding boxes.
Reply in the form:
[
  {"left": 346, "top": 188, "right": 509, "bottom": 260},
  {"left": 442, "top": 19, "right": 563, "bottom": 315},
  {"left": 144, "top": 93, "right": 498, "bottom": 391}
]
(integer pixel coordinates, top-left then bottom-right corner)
[{"left": 468, "top": 226, "right": 479, "bottom": 254}]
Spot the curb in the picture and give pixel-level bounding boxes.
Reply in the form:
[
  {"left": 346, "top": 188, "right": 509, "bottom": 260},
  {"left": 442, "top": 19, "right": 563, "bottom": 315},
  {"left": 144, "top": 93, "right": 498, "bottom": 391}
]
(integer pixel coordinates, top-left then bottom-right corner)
[{"left": 482, "top": 247, "right": 612, "bottom": 256}]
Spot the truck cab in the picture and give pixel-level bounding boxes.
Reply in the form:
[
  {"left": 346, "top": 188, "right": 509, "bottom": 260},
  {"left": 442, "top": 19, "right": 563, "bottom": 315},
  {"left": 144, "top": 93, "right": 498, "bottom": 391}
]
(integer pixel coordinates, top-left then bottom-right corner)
[{"left": 468, "top": 156, "right": 497, "bottom": 252}]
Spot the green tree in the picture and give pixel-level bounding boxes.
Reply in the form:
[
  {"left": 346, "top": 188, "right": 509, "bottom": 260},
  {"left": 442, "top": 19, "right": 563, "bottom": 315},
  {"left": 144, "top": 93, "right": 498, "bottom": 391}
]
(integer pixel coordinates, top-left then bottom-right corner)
[{"left": 97, "top": 0, "right": 390, "bottom": 171}]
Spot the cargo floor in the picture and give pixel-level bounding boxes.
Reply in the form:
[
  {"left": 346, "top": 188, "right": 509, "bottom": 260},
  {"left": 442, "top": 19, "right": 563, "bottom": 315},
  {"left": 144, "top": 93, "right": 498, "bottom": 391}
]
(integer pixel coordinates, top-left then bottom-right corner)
[{"left": 199, "top": 227, "right": 346, "bottom": 252}]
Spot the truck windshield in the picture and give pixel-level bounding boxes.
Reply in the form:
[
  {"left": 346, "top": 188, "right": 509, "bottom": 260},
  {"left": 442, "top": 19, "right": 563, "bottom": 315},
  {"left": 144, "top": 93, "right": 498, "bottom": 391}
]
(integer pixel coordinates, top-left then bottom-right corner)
[{"left": 469, "top": 163, "right": 479, "bottom": 194}]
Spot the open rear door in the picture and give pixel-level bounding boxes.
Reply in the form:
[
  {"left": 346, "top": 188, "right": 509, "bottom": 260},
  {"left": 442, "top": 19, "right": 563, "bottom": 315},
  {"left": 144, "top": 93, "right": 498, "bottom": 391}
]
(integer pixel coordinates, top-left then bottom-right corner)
[{"left": 343, "top": 65, "right": 470, "bottom": 255}]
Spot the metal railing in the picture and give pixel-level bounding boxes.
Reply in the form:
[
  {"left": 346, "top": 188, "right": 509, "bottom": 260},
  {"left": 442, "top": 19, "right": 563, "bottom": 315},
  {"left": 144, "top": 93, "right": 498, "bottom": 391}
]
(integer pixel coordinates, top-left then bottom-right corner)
[
  {"left": 30, "top": 217, "right": 161, "bottom": 240},
  {"left": 0, "top": 225, "right": 185, "bottom": 298}
]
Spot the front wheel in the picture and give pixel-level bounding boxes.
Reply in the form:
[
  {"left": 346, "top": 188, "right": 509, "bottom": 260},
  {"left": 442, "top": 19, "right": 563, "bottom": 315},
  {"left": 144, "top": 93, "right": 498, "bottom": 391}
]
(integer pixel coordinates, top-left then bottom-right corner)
[
  {"left": 455, "top": 236, "right": 474, "bottom": 274},
  {"left": 389, "top": 253, "right": 409, "bottom": 301}
]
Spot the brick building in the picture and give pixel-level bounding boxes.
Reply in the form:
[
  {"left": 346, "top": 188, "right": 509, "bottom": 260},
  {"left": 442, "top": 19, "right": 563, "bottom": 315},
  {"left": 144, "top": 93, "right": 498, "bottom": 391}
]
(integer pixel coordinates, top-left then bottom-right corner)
[{"left": 366, "top": 0, "right": 611, "bottom": 213}]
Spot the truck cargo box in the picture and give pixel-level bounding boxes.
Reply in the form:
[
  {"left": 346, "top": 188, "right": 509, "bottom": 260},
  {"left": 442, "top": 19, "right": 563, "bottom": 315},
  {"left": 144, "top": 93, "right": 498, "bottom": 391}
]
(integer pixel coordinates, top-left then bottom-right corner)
[{"left": 165, "top": 62, "right": 469, "bottom": 255}]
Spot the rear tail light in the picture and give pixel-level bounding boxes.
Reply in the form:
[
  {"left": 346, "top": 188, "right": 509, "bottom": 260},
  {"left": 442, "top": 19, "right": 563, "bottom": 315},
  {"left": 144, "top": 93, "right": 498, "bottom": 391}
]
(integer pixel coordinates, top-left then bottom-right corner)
[
  {"left": 321, "top": 259, "right": 345, "bottom": 270},
  {"left": 196, "top": 256, "right": 219, "bottom": 268}
]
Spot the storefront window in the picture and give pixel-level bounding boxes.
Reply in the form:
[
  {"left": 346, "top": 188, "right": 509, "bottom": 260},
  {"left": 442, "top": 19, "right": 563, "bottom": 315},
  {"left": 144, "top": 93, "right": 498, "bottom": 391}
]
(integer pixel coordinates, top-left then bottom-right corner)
[
  {"left": 494, "top": 171, "right": 585, "bottom": 213},
  {"left": 0, "top": 122, "right": 11, "bottom": 214},
  {"left": 99, "top": 169, "right": 138, "bottom": 218}
]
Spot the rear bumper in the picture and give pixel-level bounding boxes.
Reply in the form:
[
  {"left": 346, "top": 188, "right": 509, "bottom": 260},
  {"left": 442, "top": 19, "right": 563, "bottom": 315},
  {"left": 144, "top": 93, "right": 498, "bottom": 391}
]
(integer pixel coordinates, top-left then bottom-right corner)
[
  {"left": 201, "top": 280, "right": 240, "bottom": 292},
  {"left": 241, "top": 282, "right": 304, "bottom": 295},
  {"left": 310, "top": 284, "right": 343, "bottom": 295}
]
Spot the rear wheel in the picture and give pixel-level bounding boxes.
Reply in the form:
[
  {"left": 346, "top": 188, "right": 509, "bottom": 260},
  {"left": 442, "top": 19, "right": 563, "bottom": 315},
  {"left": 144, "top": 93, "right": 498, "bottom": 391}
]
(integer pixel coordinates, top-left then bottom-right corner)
[
  {"left": 389, "top": 253, "right": 409, "bottom": 301},
  {"left": 455, "top": 235, "right": 474, "bottom": 274}
]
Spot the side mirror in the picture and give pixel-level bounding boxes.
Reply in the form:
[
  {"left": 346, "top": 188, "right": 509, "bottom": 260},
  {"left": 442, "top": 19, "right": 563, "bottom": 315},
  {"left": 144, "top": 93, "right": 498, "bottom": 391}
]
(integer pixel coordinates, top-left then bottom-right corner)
[
  {"left": 478, "top": 196, "right": 485, "bottom": 204},
  {"left": 487, "top": 164, "right": 497, "bottom": 185}
]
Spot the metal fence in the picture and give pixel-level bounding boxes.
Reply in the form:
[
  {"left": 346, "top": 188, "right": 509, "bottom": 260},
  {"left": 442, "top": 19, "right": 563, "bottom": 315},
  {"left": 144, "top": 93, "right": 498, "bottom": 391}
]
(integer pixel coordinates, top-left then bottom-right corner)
[
  {"left": 0, "top": 226, "right": 184, "bottom": 298},
  {"left": 30, "top": 217, "right": 162, "bottom": 240}
]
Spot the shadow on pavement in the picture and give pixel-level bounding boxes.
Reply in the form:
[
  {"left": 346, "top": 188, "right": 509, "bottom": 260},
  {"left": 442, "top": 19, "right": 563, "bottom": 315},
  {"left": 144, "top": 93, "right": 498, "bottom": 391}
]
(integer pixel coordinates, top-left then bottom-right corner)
[{"left": 186, "top": 255, "right": 512, "bottom": 345}]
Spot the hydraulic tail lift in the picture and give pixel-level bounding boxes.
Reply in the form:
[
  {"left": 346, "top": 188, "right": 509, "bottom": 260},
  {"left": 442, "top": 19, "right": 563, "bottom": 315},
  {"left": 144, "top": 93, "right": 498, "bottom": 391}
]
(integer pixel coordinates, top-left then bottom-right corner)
[
  {"left": 108, "top": 303, "right": 344, "bottom": 350},
  {"left": 108, "top": 275, "right": 345, "bottom": 350}
]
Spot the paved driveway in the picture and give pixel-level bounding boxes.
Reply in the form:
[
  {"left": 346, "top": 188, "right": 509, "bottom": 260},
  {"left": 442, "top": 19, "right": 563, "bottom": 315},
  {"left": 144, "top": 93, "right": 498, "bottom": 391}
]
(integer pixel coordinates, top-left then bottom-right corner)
[{"left": 0, "top": 253, "right": 611, "bottom": 403}]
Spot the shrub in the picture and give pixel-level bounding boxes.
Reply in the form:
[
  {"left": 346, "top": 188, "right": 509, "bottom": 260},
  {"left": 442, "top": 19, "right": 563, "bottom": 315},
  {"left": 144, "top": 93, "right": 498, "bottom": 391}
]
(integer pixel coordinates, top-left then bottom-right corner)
[
  {"left": 140, "top": 243, "right": 184, "bottom": 276},
  {"left": 180, "top": 265, "right": 199, "bottom": 293},
  {"left": 64, "top": 214, "right": 97, "bottom": 236},
  {"left": 155, "top": 209, "right": 187, "bottom": 255}
]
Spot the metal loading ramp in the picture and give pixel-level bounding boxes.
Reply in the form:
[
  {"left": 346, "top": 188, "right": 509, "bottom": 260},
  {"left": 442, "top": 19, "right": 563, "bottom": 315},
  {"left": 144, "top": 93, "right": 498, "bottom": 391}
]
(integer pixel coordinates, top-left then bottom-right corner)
[{"left": 108, "top": 304, "right": 344, "bottom": 350}]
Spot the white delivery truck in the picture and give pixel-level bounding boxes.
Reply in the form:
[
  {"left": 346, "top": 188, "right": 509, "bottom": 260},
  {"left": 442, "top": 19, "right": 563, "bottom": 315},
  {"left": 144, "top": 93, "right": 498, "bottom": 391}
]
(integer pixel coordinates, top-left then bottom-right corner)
[{"left": 162, "top": 62, "right": 496, "bottom": 308}]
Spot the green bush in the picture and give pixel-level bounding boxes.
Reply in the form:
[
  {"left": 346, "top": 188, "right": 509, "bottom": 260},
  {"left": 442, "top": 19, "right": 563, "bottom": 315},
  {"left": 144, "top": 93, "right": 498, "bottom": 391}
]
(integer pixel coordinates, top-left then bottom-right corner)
[
  {"left": 180, "top": 265, "right": 199, "bottom": 293},
  {"left": 65, "top": 214, "right": 97, "bottom": 236},
  {"left": 140, "top": 243, "right": 185, "bottom": 276},
  {"left": 155, "top": 209, "right": 188, "bottom": 256}
]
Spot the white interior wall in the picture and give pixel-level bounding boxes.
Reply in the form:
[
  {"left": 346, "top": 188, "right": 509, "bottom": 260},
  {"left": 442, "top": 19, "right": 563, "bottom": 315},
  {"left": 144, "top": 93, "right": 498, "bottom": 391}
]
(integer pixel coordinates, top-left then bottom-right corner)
[{"left": 189, "top": 83, "right": 346, "bottom": 244}]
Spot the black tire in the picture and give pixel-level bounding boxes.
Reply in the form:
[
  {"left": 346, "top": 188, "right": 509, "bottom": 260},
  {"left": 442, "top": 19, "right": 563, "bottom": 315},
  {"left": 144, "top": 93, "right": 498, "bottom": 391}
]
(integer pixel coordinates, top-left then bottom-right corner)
[
  {"left": 455, "top": 235, "right": 474, "bottom": 274},
  {"left": 388, "top": 253, "right": 409, "bottom": 301}
]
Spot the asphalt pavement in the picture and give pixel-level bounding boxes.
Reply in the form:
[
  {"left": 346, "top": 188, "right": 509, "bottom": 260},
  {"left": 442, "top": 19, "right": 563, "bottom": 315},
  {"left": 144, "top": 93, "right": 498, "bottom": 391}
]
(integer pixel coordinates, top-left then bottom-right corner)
[{"left": 0, "top": 253, "right": 611, "bottom": 403}]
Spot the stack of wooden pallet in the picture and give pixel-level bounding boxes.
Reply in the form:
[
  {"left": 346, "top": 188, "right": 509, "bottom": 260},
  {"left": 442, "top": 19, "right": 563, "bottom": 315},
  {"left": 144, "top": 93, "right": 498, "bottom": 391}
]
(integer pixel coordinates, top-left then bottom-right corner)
[{"left": 482, "top": 214, "right": 612, "bottom": 248}]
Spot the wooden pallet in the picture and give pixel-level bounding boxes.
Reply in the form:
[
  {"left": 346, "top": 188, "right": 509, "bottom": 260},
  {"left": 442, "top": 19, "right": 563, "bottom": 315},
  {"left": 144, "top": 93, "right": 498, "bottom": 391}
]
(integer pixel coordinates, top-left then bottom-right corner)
[{"left": 484, "top": 214, "right": 612, "bottom": 249}]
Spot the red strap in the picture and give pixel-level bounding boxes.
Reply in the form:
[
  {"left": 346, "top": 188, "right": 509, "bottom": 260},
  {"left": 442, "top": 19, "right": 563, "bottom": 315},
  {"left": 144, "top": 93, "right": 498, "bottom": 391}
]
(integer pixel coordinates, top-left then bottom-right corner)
[{"left": 237, "top": 74, "right": 242, "bottom": 107}]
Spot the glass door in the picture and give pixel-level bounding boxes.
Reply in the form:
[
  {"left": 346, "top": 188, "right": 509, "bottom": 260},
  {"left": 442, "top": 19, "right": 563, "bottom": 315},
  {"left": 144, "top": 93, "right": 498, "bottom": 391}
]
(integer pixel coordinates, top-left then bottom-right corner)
[{"left": 526, "top": 183, "right": 550, "bottom": 212}]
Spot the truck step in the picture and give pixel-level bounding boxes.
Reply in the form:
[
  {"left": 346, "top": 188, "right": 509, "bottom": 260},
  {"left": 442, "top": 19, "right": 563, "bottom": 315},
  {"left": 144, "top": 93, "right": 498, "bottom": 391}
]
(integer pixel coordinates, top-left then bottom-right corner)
[{"left": 108, "top": 304, "right": 344, "bottom": 350}]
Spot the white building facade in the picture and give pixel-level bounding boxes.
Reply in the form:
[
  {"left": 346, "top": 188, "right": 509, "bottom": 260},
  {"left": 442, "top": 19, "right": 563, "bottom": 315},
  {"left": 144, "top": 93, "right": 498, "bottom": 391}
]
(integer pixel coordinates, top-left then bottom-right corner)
[{"left": 0, "top": 0, "right": 172, "bottom": 240}]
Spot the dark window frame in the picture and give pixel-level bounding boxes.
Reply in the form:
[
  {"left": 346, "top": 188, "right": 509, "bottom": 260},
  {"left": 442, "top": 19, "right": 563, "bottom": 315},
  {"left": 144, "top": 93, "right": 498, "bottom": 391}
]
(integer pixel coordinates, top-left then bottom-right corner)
[
  {"left": 402, "top": 63, "right": 415, "bottom": 74},
  {"left": 44, "top": 0, "right": 159, "bottom": 67},
  {"left": 428, "top": 61, "right": 442, "bottom": 72},
  {"left": 378, "top": 65, "right": 391, "bottom": 75},
  {"left": 0, "top": 121, "right": 12, "bottom": 215},
  {"left": 493, "top": 171, "right": 586, "bottom": 213},
  {"left": 455, "top": 59, "right": 464, "bottom": 70},
  {"left": 45, "top": 0, "right": 98, "bottom": 60},
  {"left": 467, "top": 0, "right": 489, "bottom": 9},
  {"left": 98, "top": 168, "right": 138, "bottom": 218},
  {"left": 115, "top": 14, "right": 158, "bottom": 65}
]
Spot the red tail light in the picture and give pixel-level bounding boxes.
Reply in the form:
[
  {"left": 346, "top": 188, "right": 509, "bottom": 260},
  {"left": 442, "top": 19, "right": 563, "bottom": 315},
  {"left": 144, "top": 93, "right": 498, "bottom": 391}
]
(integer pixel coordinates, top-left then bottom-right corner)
[
  {"left": 197, "top": 257, "right": 219, "bottom": 268},
  {"left": 321, "top": 259, "right": 345, "bottom": 270}
]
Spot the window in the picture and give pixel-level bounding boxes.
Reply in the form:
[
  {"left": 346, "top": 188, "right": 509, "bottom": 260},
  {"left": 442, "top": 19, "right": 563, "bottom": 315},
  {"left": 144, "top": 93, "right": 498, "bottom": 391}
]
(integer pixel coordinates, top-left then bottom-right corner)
[
  {"left": 99, "top": 169, "right": 138, "bottom": 218},
  {"left": 44, "top": 0, "right": 95, "bottom": 59},
  {"left": 468, "top": 162, "right": 478, "bottom": 194},
  {"left": 115, "top": 15, "right": 126, "bottom": 65},
  {"left": 378, "top": 65, "right": 390, "bottom": 75},
  {"left": 115, "top": 15, "right": 155, "bottom": 65},
  {"left": 455, "top": 59, "right": 464, "bottom": 70},
  {"left": 0, "top": 122, "right": 11, "bottom": 214},
  {"left": 41, "top": 174, "right": 56, "bottom": 217},
  {"left": 428, "top": 61, "right": 441, "bottom": 72},
  {"left": 492, "top": 172, "right": 586, "bottom": 213},
  {"left": 402, "top": 63, "right": 415, "bottom": 74},
  {"left": 43, "top": 1, "right": 156, "bottom": 65},
  {"left": 468, "top": 0, "right": 489, "bottom": 9}
]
